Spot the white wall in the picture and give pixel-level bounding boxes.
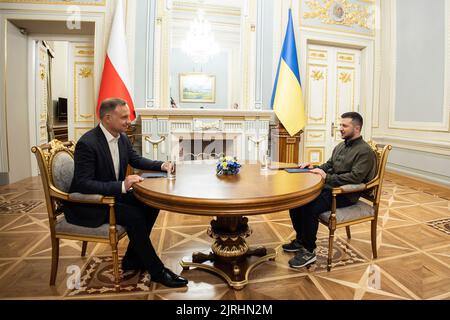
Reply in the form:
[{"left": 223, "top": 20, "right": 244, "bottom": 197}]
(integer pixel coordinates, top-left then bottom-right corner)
[
  {"left": 395, "top": 0, "right": 445, "bottom": 122},
  {"left": 6, "top": 21, "right": 31, "bottom": 184},
  {"left": 388, "top": 146, "right": 450, "bottom": 186},
  {"left": 373, "top": 0, "right": 450, "bottom": 186}
]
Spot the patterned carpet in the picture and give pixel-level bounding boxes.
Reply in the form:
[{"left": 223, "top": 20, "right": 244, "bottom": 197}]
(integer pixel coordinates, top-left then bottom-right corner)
[{"left": 0, "top": 172, "right": 448, "bottom": 300}]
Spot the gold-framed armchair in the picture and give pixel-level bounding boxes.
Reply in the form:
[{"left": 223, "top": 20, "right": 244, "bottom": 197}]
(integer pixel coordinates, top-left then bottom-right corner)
[
  {"left": 31, "top": 139, "right": 127, "bottom": 291},
  {"left": 319, "top": 142, "right": 392, "bottom": 271}
]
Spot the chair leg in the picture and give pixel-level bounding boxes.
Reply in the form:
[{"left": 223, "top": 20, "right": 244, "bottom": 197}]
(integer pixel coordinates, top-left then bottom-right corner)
[
  {"left": 50, "top": 237, "right": 60, "bottom": 286},
  {"left": 371, "top": 220, "right": 378, "bottom": 259},
  {"left": 110, "top": 242, "right": 121, "bottom": 292},
  {"left": 81, "top": 241, "right": 88, "bottom": 257},
  {"left": 327, "top": 229, "right": 335, "bottom": 272},
  {"left": 345, "top": 226, "right": 351, "bottom": 239}
]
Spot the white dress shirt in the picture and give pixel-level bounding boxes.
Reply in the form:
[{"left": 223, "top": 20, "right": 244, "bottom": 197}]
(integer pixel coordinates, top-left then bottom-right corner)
[{"left": 99, "top": 123, "right": 126, "bottom": 193}]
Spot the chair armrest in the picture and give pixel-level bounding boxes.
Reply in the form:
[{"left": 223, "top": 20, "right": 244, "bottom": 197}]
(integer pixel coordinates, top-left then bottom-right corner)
[
  {"left": 49, "top": 186, "right": 115, "bottom": 205},
  {"left": 69, "top": 193, "right": 115, "bottom": 205},
  {"left": 332, "top": 183, "right": 367, "bottom": 195},
  {"left": 69, "top": 193, "right": 102, "bottom": 202}
]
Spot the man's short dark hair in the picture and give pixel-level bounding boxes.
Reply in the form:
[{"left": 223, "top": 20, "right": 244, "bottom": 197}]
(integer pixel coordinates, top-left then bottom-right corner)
[
  {"left": 341, "top": 111, "right": 363, "bottom": 129},
  {"left": 99, "top": 98, "right": 127, "bottom": 119}
]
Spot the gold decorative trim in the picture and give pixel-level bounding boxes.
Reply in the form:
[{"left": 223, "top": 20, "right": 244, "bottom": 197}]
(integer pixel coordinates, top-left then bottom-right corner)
[
  {"left": 305, "top": 147, "right": 324, "bottom": 165},
  {"left": 303, "top": 0, "right": 373, "bottom": 30},
  {"left": 180, "top": 251, "right": 277, "bottom": 290},
  {"left": 0, "top": 0, "right": 106, "bottom": 6},
  {"left": 337, "top": 52, "right": 354, "bottom": 62},
  {"left": 211, "top": 241, "right": 249, "bottom": 258},
  {"left": 78, "top": 67, "right": 92, "bottom": 78},
  {"left": 306, "top": 130, "right": 326, "bottom": 143},
  {"left": 366, "top": 139, "right": 377, "bottom": 152},
  {"left": 308, "top": 49, "right": 328, "bottom": 60},
  {"left": 311, "top": 69, "right": 324, "bottom": 81},
  {"left": 307, "top": 63, "right": 328, "bottom": 124},
  {"left": 74, "top": 61, "right": 95, "bottom": 123},
  {"left": 77, "top": 50, "right": 94, "bottom": 57},
  {"left": 339, "top": 72, "right": 352, "bottom": 83},
  {"left": 335, "top": 66, "right": 355, "bottom": 123}
]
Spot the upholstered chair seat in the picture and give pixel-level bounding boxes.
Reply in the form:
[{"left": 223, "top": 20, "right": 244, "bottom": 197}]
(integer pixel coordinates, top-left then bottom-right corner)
[
  {"left": 55, "top": 217, "right": 127, "bottom": 238},
  {"left": 319, "top": 200, "right": 374, "bottom": 224}
]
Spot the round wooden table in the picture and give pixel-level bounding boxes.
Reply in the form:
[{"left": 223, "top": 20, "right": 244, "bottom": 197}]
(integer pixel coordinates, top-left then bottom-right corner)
[{"left": 134, "top": 161, "right": 323, "bottom": 289}]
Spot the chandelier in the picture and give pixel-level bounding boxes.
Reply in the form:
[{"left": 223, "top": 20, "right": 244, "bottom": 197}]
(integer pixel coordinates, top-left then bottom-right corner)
[{"left": 181, "top": 9, "right": 220, "bottom": 64}]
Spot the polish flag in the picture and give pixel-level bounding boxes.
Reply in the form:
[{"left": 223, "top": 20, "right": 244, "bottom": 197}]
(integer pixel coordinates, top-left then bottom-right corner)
[{"left": 96, "top": 0, "right": 135, "bottom": 120}]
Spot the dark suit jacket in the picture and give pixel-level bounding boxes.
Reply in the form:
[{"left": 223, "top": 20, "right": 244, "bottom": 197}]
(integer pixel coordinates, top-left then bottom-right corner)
[{"left": 64, "top": 125, "right": 163, "bottom": 227}]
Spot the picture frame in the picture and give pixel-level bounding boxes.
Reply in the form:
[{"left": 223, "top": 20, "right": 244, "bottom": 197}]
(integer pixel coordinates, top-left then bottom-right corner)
[
  {"left": 179, "top": 73, "right": 216, "bottom": 103},
  {"left": 329, "top": 2, "right": 345, "bottom": 22}
]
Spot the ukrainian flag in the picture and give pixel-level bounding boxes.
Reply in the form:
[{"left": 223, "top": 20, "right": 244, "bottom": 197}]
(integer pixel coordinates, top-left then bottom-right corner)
[{"left": 271, "top": 9, "right": 306, "bottom": 137}]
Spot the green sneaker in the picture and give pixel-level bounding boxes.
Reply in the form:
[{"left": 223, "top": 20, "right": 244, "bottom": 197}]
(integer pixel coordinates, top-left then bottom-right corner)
[{"left": 288, "top": 248, "right": 316, "bottom": 268}]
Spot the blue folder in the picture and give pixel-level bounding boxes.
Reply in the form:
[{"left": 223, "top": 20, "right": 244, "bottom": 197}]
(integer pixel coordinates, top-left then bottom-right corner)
[
  {"left": 141, "top": 172, "right": 167, "bottom": 178},
  {"left": 284, "top": 168, "right": 311, "bottom": 173}
]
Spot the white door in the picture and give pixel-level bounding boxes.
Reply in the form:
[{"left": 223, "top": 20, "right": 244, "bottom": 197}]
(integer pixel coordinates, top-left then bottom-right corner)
[
  {"left": 68, "top": 42, "right": 95, "bottom": 141},
  {"left": 303, "top": 44, "right": 361, "bottom": 165},
  {"left": 35, "top": 41, "right": 50, "bottom": 146}
]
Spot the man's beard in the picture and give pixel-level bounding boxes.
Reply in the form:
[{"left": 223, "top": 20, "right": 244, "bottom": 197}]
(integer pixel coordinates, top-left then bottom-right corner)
[{"left": 343, "top": 131, "right": 355, "bottom": 141}]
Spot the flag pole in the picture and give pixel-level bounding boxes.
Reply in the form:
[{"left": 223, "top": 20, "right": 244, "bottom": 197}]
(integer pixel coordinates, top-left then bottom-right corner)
[{"left": 270, "top": 1, "right": 306, "bottom": 137}]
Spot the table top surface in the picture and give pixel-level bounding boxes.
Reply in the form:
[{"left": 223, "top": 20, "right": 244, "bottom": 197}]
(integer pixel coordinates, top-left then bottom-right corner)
[{"left": 133, "top": 161, "right": 323, "bottom": 216}]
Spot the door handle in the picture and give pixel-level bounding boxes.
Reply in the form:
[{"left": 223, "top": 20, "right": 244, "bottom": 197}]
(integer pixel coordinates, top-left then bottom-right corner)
[{"left": 331, "top": 122, "right": 337, "bottom": 137}]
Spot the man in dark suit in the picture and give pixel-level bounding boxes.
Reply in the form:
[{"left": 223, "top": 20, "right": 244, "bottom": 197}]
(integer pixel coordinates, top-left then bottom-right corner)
[{"left": 65, "top": 97, "right": 188, "bottom": 288}]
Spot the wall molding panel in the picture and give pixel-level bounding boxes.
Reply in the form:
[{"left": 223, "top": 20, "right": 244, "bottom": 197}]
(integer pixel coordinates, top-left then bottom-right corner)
[
  {"left": 387, "top": 0, "right": 450, "bottom": 132},
  {"left": 372, "top": 135, "right": 450, "bottom": 156},
  {"left": 372, "top": 0, "right": 450, "bottom": 184}
]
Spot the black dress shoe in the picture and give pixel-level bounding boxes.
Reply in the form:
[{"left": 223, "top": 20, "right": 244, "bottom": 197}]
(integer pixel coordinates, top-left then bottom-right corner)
[{"left": 151, "top": 268, "right": 188, "bottom": 288}]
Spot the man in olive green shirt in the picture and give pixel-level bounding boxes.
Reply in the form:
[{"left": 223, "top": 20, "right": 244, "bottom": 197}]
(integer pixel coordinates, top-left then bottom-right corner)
[{"left": 283, "top": 112, "right": 376, "bottom": 268}]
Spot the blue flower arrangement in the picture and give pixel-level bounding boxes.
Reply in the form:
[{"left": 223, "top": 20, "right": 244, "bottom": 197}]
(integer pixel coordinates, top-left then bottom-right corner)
[{"left": 216, "top": 156, "right": 241, "bottom": 176}]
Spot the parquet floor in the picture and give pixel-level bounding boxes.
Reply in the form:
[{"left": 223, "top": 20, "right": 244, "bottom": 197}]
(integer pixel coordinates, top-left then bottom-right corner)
[{"left": 0, "top": 172, "right": 448, "bottom": 300}]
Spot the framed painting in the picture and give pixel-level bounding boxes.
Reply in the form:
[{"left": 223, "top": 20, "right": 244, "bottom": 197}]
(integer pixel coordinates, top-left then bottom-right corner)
[{"left": 179, "top": 73, "right": 215, "bottom": 103}]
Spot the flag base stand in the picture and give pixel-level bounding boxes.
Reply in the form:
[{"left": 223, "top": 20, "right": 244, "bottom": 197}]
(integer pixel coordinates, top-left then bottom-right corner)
[{"left": 269, "top": 122, "right": 302, "bottom": 164}]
